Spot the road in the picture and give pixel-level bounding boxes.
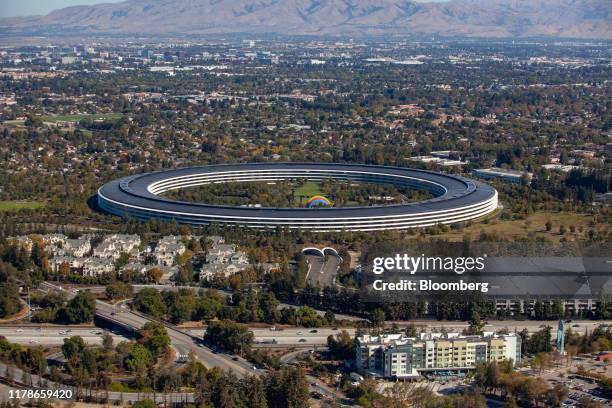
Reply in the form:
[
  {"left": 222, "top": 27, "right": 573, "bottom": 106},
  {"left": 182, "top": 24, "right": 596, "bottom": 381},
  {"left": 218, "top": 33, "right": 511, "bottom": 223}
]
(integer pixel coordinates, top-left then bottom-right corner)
[
  {"left": 0, "top": 327, "right": 128, "bottom": 346},
  {"left": 184, "top": 327, "right": 356, "bottom": 347},
  {"left": 40, "top": 282, "right": 253, "bottom": 378},
  {"left": 305, "top": 254, "right": 341, "bottom": 287},
  {"left": 60, "top": 283, "right": 364, "bottom": 321}
]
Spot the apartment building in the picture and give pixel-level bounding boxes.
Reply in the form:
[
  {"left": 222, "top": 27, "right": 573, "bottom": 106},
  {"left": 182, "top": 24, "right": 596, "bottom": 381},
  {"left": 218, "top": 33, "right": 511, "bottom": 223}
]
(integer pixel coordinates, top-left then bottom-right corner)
[{"left": 355, "top": 332, "right": 521, "bottom": 378}]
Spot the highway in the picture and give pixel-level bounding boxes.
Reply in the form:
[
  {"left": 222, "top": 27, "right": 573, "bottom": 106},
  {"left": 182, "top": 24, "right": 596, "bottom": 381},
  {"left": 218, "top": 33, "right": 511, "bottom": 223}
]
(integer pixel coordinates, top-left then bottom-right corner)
[
  {"left": 60, "top": 283, "right": 364, "bottom": 321},
  {"left": 185, "top": 327, "right": 356, "bottom": 346},
  {"left": 0, "top": 327, "right": 128, "bottom": 346},
  {"left": 39, "top": 282, "right": 253, "bottom": 377}
]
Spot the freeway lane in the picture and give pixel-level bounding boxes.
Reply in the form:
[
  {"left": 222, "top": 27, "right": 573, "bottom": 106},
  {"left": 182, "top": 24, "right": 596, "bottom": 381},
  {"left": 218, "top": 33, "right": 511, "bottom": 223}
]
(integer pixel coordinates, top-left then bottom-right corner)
[
  {"left": 185, "top": 327, "right": 356, "bottom": 346},
  {"left": 0, "top": 327, "right": 128, "bottom": 346},
  {"left": 95, "top": 300, "right": 253, "bottom": 377},
  {"left": 42, "top": 283, "right": 364, "bottom": 321},
  {"left": 40, "top": 282, "right": 252, "bottom": 377}
]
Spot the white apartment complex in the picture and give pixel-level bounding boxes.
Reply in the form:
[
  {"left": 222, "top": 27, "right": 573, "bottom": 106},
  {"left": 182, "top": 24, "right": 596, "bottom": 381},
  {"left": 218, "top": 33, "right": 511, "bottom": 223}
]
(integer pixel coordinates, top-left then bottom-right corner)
[{"left": 356, "top": 332, "right": 521, "bottom": 378}]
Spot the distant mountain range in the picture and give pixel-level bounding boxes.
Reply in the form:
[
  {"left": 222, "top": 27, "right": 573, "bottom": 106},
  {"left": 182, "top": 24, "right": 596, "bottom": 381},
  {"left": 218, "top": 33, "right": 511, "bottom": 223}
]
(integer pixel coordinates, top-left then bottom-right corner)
[{"left": 1, "top": 0, "right": 610, "bottom": 39}]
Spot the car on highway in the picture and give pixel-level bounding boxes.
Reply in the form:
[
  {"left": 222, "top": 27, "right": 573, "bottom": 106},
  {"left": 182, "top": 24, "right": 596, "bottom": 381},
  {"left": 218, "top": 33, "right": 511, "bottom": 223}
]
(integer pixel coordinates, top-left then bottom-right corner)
[
  {"left": 310, "top": 329, "right": 318, "bottom": 333},
  {"left": 15, "top": 329, "right": 23, "bottom": 332},
  {"left": 299, "top": 339, "right": 307, "bottom": 342}
]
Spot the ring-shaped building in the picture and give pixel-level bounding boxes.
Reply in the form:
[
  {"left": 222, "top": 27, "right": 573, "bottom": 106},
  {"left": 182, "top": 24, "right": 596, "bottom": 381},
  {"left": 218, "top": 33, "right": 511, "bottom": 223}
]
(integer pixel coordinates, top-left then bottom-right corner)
[{"left": 98, "top": 163, "right": 498, "bottom": 232}]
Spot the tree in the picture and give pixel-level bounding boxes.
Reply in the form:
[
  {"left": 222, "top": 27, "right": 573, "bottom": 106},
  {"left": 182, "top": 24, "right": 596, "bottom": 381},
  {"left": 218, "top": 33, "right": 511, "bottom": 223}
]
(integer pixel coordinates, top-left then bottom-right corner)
[
  {"left": 168, "top": 292, "right": 197, "bottom": 324},
  {"left": 195, "top": 289, "right": 222, "bottom": 321},
  {"left": 139, "top": 322, "right": 170, "bottom": 358},
  {"left": 370, "top": 308, "right": 385, "bottom": 330},
  {"left": 124, "top": 344, "right": 153, "bottom": 373},
  {"left": 241, "top": 375, "right": 268, "bottom": 408},
  {"left": 146, "top": 267, "right": 163, "bottom": 284},
  {"left": 62, "top": 336, "right": 86, "bottom": 361},
  {"left": 474, "top": 362, "right": 501, "bottom": 393},
  {"left": 0, "top": 281, "right": 21, "bottom": 318},
  {"left": 133, "top": 288, "right": 166, "bottom": 317},
  {"left": 266, "top": 367, "right": 309, "bottom": 408},
  {"left": 105, "top": 282, "right": 133, "bottom": 301},
  {"left": 114, "top": 252, "right": 130, "bottom": 270},
  {"left": 25, "top": 347, "right": 47, "bottom": 376},
  {"left": 102, "top": 332, "right": 114, "bottom": 351},
  {"left": 327, "top": 330, "right": 355, "bottom": 361},
  {"left": 595, "top": 290, "right": 609, "bottom": 319},
  {"left": 204, "top": 320, "right": 253, "bottom": 355},
  {"left": 465, "top": 311, "right": 485, "bottom": 335},
  {"left": 545, "top": 384, "right": 569, "bottom": 407},
  {"left": 62, "top": 291, "right": 96, "bottom": 324},
  {"left": 405, "top": 323, "right": 419, "bottom": 337}
]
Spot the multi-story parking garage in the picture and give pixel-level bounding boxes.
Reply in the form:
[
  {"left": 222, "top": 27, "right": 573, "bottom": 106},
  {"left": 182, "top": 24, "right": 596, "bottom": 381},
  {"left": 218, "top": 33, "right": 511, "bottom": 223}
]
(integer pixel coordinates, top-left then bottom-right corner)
[{"left": 97, "top": 163, "right": 498, "bottom": 232}]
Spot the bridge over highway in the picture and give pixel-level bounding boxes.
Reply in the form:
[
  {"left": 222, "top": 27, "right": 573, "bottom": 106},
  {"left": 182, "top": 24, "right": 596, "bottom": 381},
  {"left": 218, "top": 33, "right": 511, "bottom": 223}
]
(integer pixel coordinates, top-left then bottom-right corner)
[{"left": 39, "top": 282, "right": 253, "bottom": 377}]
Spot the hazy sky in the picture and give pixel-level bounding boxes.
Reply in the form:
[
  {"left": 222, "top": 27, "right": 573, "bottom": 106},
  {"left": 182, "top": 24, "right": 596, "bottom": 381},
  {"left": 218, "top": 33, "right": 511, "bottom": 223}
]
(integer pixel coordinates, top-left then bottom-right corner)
[
  {"left": 1, "top": 0, "right": 117, "bottom": 17},
  {"left": 1, "top": 0, "right": 449, "bottom": 18}
]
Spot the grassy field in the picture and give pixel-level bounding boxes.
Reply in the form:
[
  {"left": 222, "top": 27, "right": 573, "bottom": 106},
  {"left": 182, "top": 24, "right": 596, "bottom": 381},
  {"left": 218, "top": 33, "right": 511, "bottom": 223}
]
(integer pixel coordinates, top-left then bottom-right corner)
[
  {"left": 0, "top": 201, "right": 45, "bottom": 212},
  {"left": 435, "top": 211, "right": 599, "bottom": 243},
  {"left": 294, "top": 182, "right": 324, "bottom": 199},
  {"left": 2, "top": 120, "right": 25, "bottom": 127},
  {"left": 41, "top": 113, "right": 124, "bottom": 122}
]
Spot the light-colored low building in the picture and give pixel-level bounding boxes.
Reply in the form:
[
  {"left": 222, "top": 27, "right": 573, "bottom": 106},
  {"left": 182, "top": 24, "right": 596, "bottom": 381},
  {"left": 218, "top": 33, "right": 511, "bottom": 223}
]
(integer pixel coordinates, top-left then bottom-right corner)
[
  {"left": 82, "top": 258, "right": 114, "bottom": 276},
  {"left": 542, "top": 164, "right": 585, "bottom": 173},
  {"left": 42, "top": 234, "right": 67, "bottom": 246},
  {"left": 206, "top": 243, "right": 237, "bottom": 263},
  {"left": 93, "top": 234, "right": 141, "bottom": 259},
  {"left": 7, "top": 235, "right": 33, "bottom": 251},
  {"left": 61, "top": 238, "right": 91, "bottom": 257},
  {"left": 199, "top": 263, "right": 248, "bottom": 281},
  {"left": 154, "top": 235, "right": 186, "bottom": 266},
  {"left": 50, "top": 256, "right": 83, "bottom": 273},
  {"left": 473, "top": 168, "right": 532, "bottom": 184}
]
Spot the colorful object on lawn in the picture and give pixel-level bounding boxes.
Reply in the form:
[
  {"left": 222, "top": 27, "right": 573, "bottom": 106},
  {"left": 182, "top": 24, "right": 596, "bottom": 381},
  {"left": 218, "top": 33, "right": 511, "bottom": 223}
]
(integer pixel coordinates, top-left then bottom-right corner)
[{"left": 306, "top": 195, "right": 333, "bottom": 208}]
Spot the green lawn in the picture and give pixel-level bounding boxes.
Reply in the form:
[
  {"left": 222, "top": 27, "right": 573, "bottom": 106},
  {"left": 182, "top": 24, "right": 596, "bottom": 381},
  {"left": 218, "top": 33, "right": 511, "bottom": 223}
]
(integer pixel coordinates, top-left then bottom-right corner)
[
  {"left": 41, "top": 113, "right": 125, "bottom": 122},
  {"left": 0, "top": 201, "right": 45, "bottom": 212},
  {"left": 294, "top": 181, "right": 323, "bottom": 199},
  {"left": 2, "top": 120, "right": 25, "bottom": 126}
]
